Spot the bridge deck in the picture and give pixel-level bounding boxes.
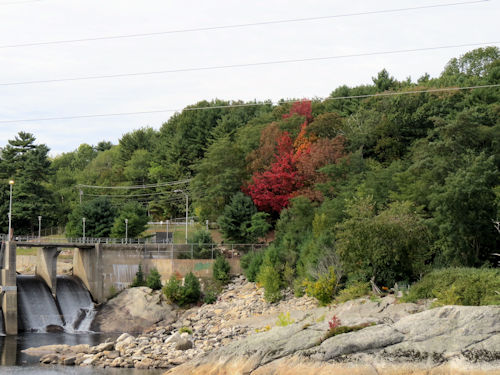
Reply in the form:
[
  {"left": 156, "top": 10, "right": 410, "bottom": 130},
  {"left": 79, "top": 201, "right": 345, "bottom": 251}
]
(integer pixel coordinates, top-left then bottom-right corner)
[{"left": 14, "top": 241, "right": 96, "bottom": 249}]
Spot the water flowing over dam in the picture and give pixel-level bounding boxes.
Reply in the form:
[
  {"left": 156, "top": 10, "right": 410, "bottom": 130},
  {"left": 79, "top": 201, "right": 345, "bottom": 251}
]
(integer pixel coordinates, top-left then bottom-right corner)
[{"left": 16, "top": 275, "right": 95, "bottom": 333}]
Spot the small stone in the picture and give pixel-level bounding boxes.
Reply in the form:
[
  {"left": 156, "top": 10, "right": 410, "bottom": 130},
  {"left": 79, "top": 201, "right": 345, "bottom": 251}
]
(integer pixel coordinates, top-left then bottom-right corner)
[{"left": 63, "top": 356, "right": 76, "bottom": 366}]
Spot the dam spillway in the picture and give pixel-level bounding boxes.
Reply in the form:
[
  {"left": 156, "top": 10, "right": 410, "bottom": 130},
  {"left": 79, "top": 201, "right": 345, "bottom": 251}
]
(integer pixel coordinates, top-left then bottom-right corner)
[
  {"left": 56, "top": 276, "right": 95, "bottom": 332},
  {"left": 16, "top": 275, "right": 95, "bottom": 333}
]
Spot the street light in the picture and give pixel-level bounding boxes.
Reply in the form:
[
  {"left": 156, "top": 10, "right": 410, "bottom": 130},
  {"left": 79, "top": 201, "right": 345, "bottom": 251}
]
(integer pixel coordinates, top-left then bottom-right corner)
[
  {"left": 125, "top": 218, "right": 128, "bottom": 243},
  {"left": 82, "top": 217, "right": 86, "bottom": 241},
  {"left": 166, "top": 220, "right": 170, "bottom": 243},
  {"left": 38, "top": 215, "right": 42, "bottom": 240},
  {"left": 8, "top": 180, "right": 14, "bottom": 240},
  {"left": 173, "top": 189, "right": 188, "bottom": 244}
]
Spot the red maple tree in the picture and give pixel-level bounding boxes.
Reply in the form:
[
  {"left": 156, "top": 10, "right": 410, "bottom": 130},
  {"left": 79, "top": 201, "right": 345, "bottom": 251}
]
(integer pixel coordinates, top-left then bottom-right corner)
[
  {"left": 245, "top": 132, "right": 304, "bottom": 214},
  {"left": 245, "top": 101, "right": 346, "bottom": 215}
]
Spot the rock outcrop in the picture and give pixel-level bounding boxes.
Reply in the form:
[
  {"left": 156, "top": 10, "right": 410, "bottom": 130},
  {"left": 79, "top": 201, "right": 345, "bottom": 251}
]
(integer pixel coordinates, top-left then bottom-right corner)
[
  {"left": 165, "top": 305, "right": 500, "bottom": 375},
  {"left": 90, "top": 286, "right": 177, "bottom": 333},
  {"left": 24, "top": 276, "right": 500, "bottom": 373}
]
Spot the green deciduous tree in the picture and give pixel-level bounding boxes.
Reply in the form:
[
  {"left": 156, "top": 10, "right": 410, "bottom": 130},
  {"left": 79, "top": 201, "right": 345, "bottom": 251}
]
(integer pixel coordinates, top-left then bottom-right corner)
[
  {"left": 110, "top": 201, "right": 148, "bottom": 238},
  {"left": 336, "top": 197, "right": 432, "bottom": 286},
  {"left": 430, "top": 153, "right": 499, "bottom": 266},
  {"left": 66, "top": 197, "right": 117, "bottom": 238},
  {"left": 191, "top": 136, "right": 247, "bottom": 221}
]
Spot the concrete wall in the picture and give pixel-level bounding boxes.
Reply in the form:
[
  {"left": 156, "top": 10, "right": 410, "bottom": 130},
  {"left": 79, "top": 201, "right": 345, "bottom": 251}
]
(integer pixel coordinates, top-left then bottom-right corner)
[{"left": 98, "top": 245, "right": 242, "bottom": 300}]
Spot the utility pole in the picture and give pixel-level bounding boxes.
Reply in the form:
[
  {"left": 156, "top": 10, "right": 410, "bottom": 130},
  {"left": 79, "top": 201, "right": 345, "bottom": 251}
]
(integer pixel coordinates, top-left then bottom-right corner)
[
  {"left": 8, "top": 180, "right": 14, "bottom": 240},
  {"left": 79, "top": 189, "right": 83, "bottom": 204},
  {"left": 166, "top": 220, "right": 170, "bottom": 243},
  {"left": 38, "top": 216, "right": 42, "bottom": 240},
  {"left": 82, "top": 217, "right": 86, "bottom": 241},
  {"left": 125, "top": 218, "right": 128, "bottom": 243}
]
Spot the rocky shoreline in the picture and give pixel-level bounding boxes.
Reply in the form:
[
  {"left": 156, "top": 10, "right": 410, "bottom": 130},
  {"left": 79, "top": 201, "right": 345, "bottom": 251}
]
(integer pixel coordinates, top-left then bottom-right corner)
[{"left": 23, "top": 276, "right": 500, "bottom": 374}]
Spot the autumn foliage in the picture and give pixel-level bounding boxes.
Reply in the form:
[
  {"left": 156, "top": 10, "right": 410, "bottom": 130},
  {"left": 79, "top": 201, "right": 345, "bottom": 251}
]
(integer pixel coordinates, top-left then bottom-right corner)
[{"left": 245, "top": 100, "right": 346, "bottom": 215}]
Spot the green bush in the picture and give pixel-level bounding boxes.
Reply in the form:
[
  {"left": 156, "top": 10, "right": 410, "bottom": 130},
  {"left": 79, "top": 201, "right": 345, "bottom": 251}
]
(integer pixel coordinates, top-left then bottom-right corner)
[
  {"left": 179, "top": 326, "right": 193, "bottom": 334},
  {"left": 163, "top": 273, "right": 202, "bottom": 306},
  {"left": 258, "top": 263, "right": 282, "bottom": 303},
  {"left": 131, "top": 263, "right": 146, "bottom": 287},
  {"left": 183, "top": 272, "right": 201, "bottom": 305},
  {"left": 401, "top": 268, "right": 500, "bottom": 306},
  {"left": 335, "top": 281, "right": 371, "bottom": 303},
  {"left": 303, "top": 266, "right": 337, "bottom": 305},
  {"left": 276, "top": 312, "right": 295, "bottom": 327},
  {"left": 146, "top": 267, "right": 162, "bottom": 290},
  {"left": 203, "top": 280, "right": 222, "bottom": 304},
  {"left": 203, "top": 289, "right": 218, "bottom": 304},
  {"left": 213, "top": 255, "right": 231, "bottom": 285},
  {"left": 240, "top": 251, "right": 265, "bottom": 282},
  {"left": 163, "top": 276, "right": 184, "bottom": 304}
]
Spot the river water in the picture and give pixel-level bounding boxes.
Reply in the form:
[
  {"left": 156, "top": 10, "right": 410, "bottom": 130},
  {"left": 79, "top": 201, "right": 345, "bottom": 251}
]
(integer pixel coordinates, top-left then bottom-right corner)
[{"left": 0, "top": 332, "right": 164, "bottom": 374}]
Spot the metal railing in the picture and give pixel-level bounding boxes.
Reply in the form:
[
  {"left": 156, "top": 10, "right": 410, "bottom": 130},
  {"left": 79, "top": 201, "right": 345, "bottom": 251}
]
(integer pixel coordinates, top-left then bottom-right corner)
[{"left": 0, "top": 234, "right": 268, "bottom": 258}]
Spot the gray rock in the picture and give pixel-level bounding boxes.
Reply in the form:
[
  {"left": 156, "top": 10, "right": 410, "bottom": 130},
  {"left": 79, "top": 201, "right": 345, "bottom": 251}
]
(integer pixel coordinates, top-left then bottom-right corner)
[
  {"left": 175, "top": 338, "right": 194, "bottom": 351},
  {"left": 62, "top": 356, "right": 76, "bottom": 366},
  {"left": 165, "top": 332, "right": 181, "bottom": 345},
  {"left": 91, "top": 287, "right": 177, "bottom": 333},
  {"left": 165, "top": 305, "right": 500, "bottom": 375}
]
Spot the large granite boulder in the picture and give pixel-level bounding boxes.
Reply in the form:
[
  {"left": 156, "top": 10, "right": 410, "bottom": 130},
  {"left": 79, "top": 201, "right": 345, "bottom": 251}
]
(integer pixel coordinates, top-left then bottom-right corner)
[{"left": 91, "top": 287, "right": 177, "bottom": 333}]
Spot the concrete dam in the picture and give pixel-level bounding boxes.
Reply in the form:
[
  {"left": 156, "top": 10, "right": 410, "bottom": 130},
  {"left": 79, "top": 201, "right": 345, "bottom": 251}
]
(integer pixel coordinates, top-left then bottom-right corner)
[{"left": 0, "top": 239, "right": 242, "bottom": 335}]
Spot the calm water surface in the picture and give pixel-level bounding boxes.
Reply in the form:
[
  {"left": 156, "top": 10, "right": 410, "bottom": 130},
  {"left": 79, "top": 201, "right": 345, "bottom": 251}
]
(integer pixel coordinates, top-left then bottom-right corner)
[{"left": 0, "top": 333, "right": 164, "bottom": 374}]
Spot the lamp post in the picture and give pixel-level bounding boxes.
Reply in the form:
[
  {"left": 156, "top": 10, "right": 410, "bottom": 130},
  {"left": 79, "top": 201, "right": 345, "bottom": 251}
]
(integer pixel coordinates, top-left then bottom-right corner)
[
  {"left": 166, "top": 220, "right": 170, "bottom": 243},
  {"left": 174, "top": 189, "right": 188, "bottom": 244},
  {"left": 8, "top": 180, "right": 14, "bottom": 240},
  {"left": 82, "top": 217, "right": 86, "bottom": 241},
  {"left": 38, "top": 215, "right": 42, "bottom": 240},
  {"left": 125, "top": 218, "right": 128, "bottom": 243}
]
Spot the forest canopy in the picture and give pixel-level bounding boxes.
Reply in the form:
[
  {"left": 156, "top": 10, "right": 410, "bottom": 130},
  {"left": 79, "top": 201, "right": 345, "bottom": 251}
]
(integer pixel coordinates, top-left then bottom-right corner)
[{"left": 1, "top": 47, "right": 498, "bottom": 300}]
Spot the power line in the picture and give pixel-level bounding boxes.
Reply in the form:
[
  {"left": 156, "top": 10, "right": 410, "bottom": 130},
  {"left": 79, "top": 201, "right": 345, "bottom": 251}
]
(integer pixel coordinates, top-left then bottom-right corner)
[
  {"left": 83, "top": 191, "right": 187, "bottom": 198},
  {"left": 0, "top": 0, "right": 488, "bottom": 48},
  {"left": 0, "top": 0, "right": 45, "bottom": 5},
  {"left": 77, "top": 179, "right": 190, "bottom": 190},
  {"left": 1, "top": 84, "right": 498, "bottom": 124},
  {"left": 2, "top": 41, "right": 498, "bottom": 87}
]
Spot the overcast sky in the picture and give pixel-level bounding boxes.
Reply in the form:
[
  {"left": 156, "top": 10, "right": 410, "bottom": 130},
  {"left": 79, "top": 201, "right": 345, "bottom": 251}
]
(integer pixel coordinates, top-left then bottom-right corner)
[{"left": 0, "top": 0, "right": 498, "bottom": 155}]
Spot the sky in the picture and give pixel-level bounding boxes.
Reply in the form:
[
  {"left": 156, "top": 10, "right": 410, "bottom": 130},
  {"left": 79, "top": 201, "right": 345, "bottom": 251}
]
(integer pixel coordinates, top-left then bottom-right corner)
[{"left": 0, "top": 0, "right": 498, "bottom": 156}]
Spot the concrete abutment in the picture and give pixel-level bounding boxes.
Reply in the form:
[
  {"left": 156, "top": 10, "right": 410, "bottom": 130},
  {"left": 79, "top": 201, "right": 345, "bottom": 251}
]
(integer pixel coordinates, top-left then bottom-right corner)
[{"left": 0, "top": 242, "right": 17, "bottom": 335}]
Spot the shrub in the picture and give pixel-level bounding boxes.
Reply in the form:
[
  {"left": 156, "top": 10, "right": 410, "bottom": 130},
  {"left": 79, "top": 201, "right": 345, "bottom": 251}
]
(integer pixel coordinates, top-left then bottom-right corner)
[
  {"left": 163, "top": 275, "right": 183, "bottom": 304},
  {"left": 240, "top": 251, "right": 265, "bottom": 282},
  {"left": 131, "top": 263, "right": 146, "bottom": 287},
  {"left": 203, "top": 289, "right": 218, "bottom": 304},
  {"left": 179, "top": 327, "right": 193, "bottom": 335},
  {"left": 213, "top": 255, "right": 231, "bottom": 285},
  {"left": 336, "top": 198, "right": 432, "bottom": 286},
  {"left": 303, "top": 266, "right": 337, "bottom": 305},
  {"left": 328, "top": 315, "right": 341, "bottom": 330},
  {"left": 276, "top": 312, "right": 295, "bottom": 327},
  {"left": 323, "top": 322, "right": 375, "bottom": 342},
  {"left": 146, "top": 267, "right": 162, "bottom": 290},
  {"left": 108, "top": 285, "right": 119, "bottom": 299},
  {"left": 258, "top": 263, "right": 282, "bottom": 303},
  {"left": 183, "top": 272, "right": 201, "bottom": 305},
  {"left": 401, "top": 268, "right": 500, "bottom": 306},
  {"left": 335, "top": 281, "right": 371, "bottom": 303}
]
